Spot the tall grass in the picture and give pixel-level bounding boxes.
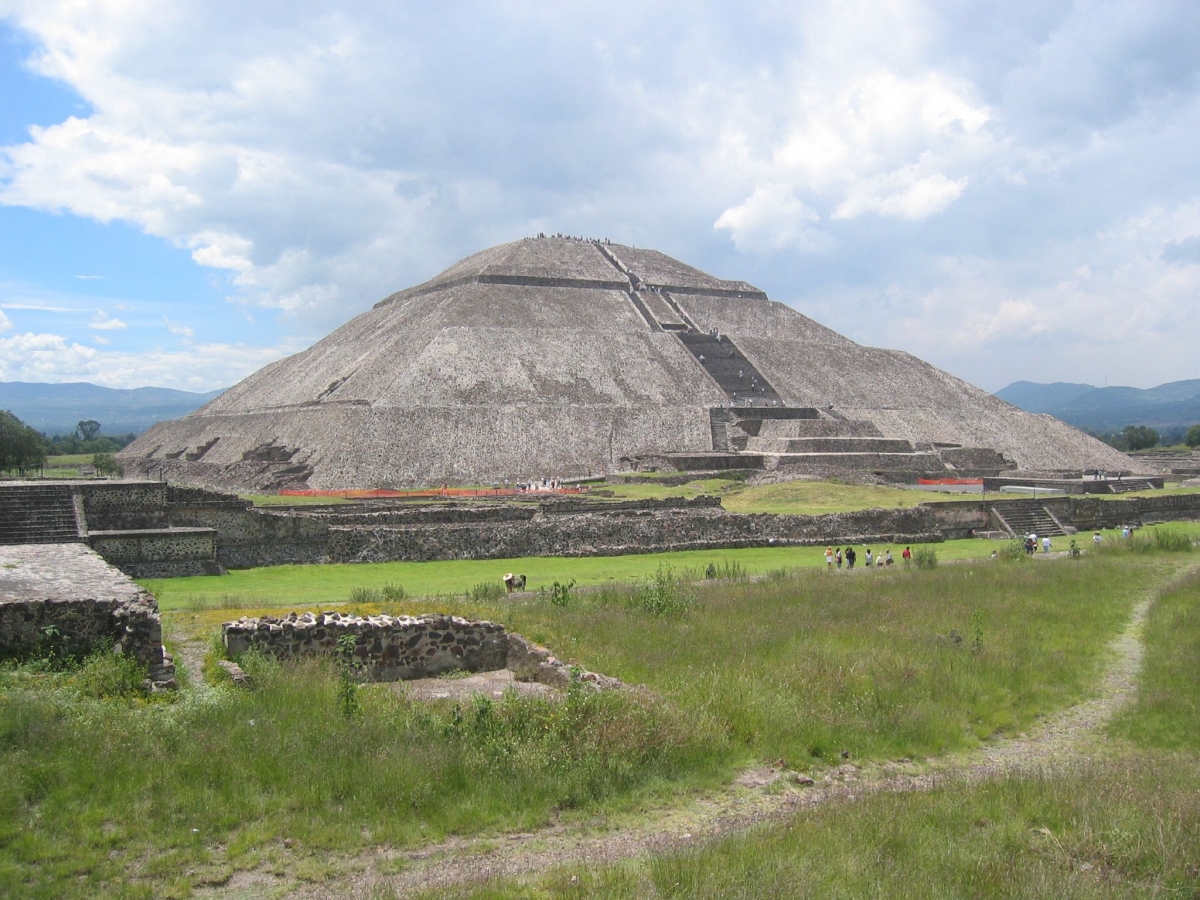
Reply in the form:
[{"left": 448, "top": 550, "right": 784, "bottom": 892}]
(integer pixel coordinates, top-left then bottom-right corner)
[
  {"left": 1109, "top": 568, "right": 1200, "bottom": 750},
  {"left": 0, "top": 656, "right": 725, "bottom": 899}
]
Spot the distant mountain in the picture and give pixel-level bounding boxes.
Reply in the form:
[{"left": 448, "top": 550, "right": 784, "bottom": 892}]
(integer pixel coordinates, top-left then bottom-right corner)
[
  {"left": 995, "top": 379, "right": 1200, "bottom": 432},
  {"left": 0, "top": 381, "right": 225, "bottom": 436}
]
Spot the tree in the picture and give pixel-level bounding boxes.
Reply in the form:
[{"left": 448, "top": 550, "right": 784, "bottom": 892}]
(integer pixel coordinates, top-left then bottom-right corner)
[
  {"left": 1120, "top": 425, "right": 1159, "bottom": 451},
  {"left": 0, "top": 410, "right": 48, "bottom": 475},
  {"left": 1187, "top": 424, "right": 1200, "bottom": 448},
  {"left": 92, "top": 453, "right": 123, "bottom": 477},
  {"left": 77, "top": 419, "right": 102, "bottom": 441}
]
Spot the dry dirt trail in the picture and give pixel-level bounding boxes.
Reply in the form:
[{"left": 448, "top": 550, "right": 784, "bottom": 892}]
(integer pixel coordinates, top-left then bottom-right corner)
[{"left": 190, "top": 562, "right": 1198, "bottom": 900}]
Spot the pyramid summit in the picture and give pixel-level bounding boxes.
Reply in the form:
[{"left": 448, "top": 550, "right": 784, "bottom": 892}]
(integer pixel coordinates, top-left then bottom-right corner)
[{"left": 120, "top": 236, "right": 1140, "bottom": 491}]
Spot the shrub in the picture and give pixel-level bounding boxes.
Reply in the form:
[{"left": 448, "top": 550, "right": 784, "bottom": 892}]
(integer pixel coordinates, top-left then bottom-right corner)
[
  {"left": 469, "top": 580, "right": 506, "bottom": 603},
  {"left": 546, "top": 579, "right": 577, "bottom": 608},
  {"left": 629, "top": 564, "right": 694, "bottom": 616},
  {"left": 913, "top": 547, "right": 939, "bottom": 569},
  {"left": 73, "top": 652, "right": 149, "bottom": 700}
]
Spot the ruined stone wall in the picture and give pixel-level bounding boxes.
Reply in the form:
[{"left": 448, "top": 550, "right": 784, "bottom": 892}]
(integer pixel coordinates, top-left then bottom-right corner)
[
  {"left": 1068, "top": 494, "right": 1200, "bottom": 530},
  {"left": 223, "top": 613, "right": 509, "bottom": 682},
  {"left": 87, "top": 528, "right": 223, "bottom": 578},
  {"left": 326, "top": 505, "right": 943, "bottom": 563},
  {"left": 79, "top": 482, "right": 169, "bottom": 530},
  {"left": 222, "top": 611, "right": 619, "bottom": 689},
  {"left": 0, "top": 543, "right": 175, "bottom": 687}
]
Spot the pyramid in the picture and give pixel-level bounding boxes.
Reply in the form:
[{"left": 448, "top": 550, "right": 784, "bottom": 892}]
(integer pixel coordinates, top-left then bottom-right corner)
[{"left": 119, "top": 237, "right": 1141, "bottom": 491}]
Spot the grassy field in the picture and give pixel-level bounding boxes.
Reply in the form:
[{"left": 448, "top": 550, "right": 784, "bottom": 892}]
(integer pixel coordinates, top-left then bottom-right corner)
[
  {"left": 3, "top": 542, "right": 1197, "bottom": 898},
  {"left": 409, "top": 551, "right": 1200, "bottom": 900},
  {"left": 144, "top": 523, "right": 1200, "bottom": 613}
]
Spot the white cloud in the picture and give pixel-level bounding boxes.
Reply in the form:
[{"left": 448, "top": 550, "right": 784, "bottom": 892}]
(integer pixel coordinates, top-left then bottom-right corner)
[
  {"left": 0, "top": 329, "right": 298, "bottom": 391},
  {"left": 714, "top": 184, "right": 827, "bottom": 253},
  {"left": 0, "top": 0, "right": 1197, "bottom": 392},
  {"left": 88, "top": 309, "right": 126, "bottom": 330},
  {"left": 164, "top": 317, "right": 194, "bottom": 339},
  {"left": 0, "top": 309, "right": 11, "bottom": 331}
]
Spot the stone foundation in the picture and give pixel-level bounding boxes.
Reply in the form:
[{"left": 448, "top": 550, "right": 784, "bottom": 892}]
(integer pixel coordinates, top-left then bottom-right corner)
[
  {"left": 0, "top": 544, "right": 176, "bottom": 688},
  {"left": 222, "top": 612, "right": 619, "bottom": 689}
]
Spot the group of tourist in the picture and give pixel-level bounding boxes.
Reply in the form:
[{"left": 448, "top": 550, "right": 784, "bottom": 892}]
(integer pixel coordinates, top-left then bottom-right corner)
[
  {"left": 530, "top": 233, "right": 611, "bottom": 244},
  {"left": 1022, "top": 533, "right": 1054, "bottom": 554},
  {"left": 824, "top": 545, "right": 912, "bottom": 570}
]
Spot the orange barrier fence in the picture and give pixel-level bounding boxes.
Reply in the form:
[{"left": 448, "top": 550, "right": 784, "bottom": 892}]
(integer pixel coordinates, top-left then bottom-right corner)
[
  {"left": 917, "top": 478, "right": 984, "bottom": 486},
  {"left": 279, "top": 486, "right": 589, "bottom": 500}
]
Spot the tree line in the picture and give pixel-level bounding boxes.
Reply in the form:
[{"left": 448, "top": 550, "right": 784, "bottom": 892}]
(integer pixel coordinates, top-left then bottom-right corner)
[
  {"left": 0, "top": 412, "right": 136, "bottom": 476},
  {"left": 1090, "top": 424, "right": 1200, "bottom": 451}
]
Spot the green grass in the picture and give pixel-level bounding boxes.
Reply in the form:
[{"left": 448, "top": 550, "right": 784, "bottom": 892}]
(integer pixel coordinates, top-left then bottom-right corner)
[
  {"left": 423, "top": 752, "right": 1200, "bottom": 900},
  {"left": 1108, "top": 568, "right": 1200, "bottom": 750},
  {"left": 5, "top": 548, "right": 1199, "bottom": 898},
  {"left": 143, "top": 538, "right": 1027, "bottom": 612}
]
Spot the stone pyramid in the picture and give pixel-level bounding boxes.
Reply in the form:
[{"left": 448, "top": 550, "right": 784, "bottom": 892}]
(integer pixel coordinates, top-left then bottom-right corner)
[{"left": 119, "top": 237, "right": 1140, "bottom": 491}]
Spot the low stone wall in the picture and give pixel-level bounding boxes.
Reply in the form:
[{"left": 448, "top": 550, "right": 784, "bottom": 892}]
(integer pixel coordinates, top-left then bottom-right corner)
[
  {"left": 88, "top": 528, "right": 224, "bottom": 578},
  {"left": 326, "top": 505, "right": 943, "bottom": 563},
  {"left": 0, "top": 543, "right": 175, "bottom": 688},
  {"left": 222, "top": 612, "right": 619, "bottom": 688},
  {"left": 1069, "top": 493, "right": 1200, "bottom": 530},
  {"left": 79, "top": 482, "right": 170, "bottom": 530}
]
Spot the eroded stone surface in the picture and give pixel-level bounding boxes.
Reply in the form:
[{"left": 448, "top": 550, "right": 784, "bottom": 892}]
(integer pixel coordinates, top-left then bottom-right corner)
[
  {"left": 117, "top": 237, "right": 1142, "bottom": 491},
  {"left": 0, "top": 543, "right": 175, "bottom": 687}
]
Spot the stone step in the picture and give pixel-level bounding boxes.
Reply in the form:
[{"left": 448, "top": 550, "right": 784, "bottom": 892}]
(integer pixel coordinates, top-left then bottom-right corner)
[
  {"left": 747, "top": 437, "right": 916, "bottom": 454},
  {"left": 677, "top": 332, "right": 782, "bottom": 406}
]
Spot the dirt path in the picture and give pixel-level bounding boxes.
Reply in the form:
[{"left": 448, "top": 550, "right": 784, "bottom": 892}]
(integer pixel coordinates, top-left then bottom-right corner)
[{"left": 193, "top": 563, "right": 1197, "bottom": 900}]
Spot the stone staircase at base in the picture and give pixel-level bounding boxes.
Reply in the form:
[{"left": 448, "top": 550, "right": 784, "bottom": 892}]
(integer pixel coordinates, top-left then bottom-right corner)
[
  {"left": 0, "top": 484, "right": 80, "bottom": 544},
  {"left": 1105, "top": 478, "right": 1158, "bottom": 494},
  {"left": 990, "top": 501, "right": 1067, "bottom": 538}
]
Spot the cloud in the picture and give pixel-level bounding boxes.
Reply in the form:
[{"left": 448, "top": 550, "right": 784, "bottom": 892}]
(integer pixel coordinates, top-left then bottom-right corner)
[
  {"left": 74, "top": 274, "right": 105, "bottom": 280},
  {"left": 164, "top": 317, "right": 194, "bottom": 339},
  {"left": 0, "top": 329, "right": 297, "bottom": 391},
  {"left": 0, "top": 0, "right": 1197, "bottom": 392},
  {"left": 0, "top": 309, "right": 11, "bottom": 331},
  {"left": 714, "top": 184, "right": 827, "bottom": 253},
  {"left": 88, "top": 309, "right": 126, "bottom": 330}
]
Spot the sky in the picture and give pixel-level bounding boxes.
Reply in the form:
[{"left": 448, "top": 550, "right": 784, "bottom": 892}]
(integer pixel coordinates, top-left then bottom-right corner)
[{"left": 0, "top": 0, "right": 1198, "bottom": 395}]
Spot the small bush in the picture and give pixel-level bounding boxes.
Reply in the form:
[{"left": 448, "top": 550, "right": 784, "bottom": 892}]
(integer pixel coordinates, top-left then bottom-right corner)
[
  {"left": 629, "top": 564, "right": 694, "bottom": 616},
  {"left": 349, "top": 585, "right": 382, "bottom": 604},
  {"left": 1152, "top": 529, "right": 1194, "bottom": 552},
  {"left": 470, "top": 580, "right": 506, "bottom": 603},
  {"left": 546, "top": 579, "right": 577, "bottom": 608},
  {"left": 997, "top": 540, "right": 1027, "bottom": 561},
  {"left": 913, "top": 547, "right": 939, "bottom": 569},
  {"left": 380, "top": 582, "right": 407, "bottom": 601},
  {"left": 73, "top": 652, "right": 148, "bottom": 700}
]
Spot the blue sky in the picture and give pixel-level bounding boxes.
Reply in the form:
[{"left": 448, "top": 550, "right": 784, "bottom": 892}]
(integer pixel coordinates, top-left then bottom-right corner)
[{"left": 1, "top": 0, "right": 1198, "bottom": 393}]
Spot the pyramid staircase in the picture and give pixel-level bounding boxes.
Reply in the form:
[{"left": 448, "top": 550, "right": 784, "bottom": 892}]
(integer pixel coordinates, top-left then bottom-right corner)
[
  {"left": 989, "top": 500, "right": 1068, "bottom": 538},
  {"left": 0, "top": 483, "right": 82, "bottom": 544}
]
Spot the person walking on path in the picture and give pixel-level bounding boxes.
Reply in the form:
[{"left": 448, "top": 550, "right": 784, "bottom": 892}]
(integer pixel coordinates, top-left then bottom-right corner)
[
  {"left": 825, "top": 547, "right": 835, "bottom": 569},
  {"left": 902, "top": 546, "right": 912, "bottom": 565},
  {"left": 1042, "top": 535, "right": 1052, "bottom": 554},
  {"left": 835, "top": 548, "right": 843, "bottom": 569},
  {"left": 845, "top": 547, "right": 856, "bottom": 570},
  {"left": 864, "top": 548, "right": 874, "bottom": 568}
]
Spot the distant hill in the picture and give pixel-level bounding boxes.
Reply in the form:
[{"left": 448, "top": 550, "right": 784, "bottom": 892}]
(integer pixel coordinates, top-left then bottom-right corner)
[
  {"left": 996, "top": 379, "right": 1200, "bottom": 432},
  {"left": 0, "top": 381, "right": 225, "bottom": 437}
]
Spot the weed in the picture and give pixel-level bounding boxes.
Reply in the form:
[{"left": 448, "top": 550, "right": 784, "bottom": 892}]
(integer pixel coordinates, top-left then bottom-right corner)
[
  {"left": 470, "top": 580, "right": 506, "bottom": 603},
  {"left": 913, "top": 547, "right": 939, "bottom": 569},
  {"left": 629, "top": 564, "right": 694, "bottom": 616},
  {"left": 546, "top": 579, "right": 577, "bottom": 608},
  {"left": 334, "top": 633, "right": 360, "bottom": 718},
  {"left": 73, "top": 651, "right": 149, "bottom": 701}
]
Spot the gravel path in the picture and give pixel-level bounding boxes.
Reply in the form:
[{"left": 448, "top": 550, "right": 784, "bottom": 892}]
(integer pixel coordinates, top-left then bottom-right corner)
[{"left": 192, "top": 562, "right": 1197, "bottom": 900}]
